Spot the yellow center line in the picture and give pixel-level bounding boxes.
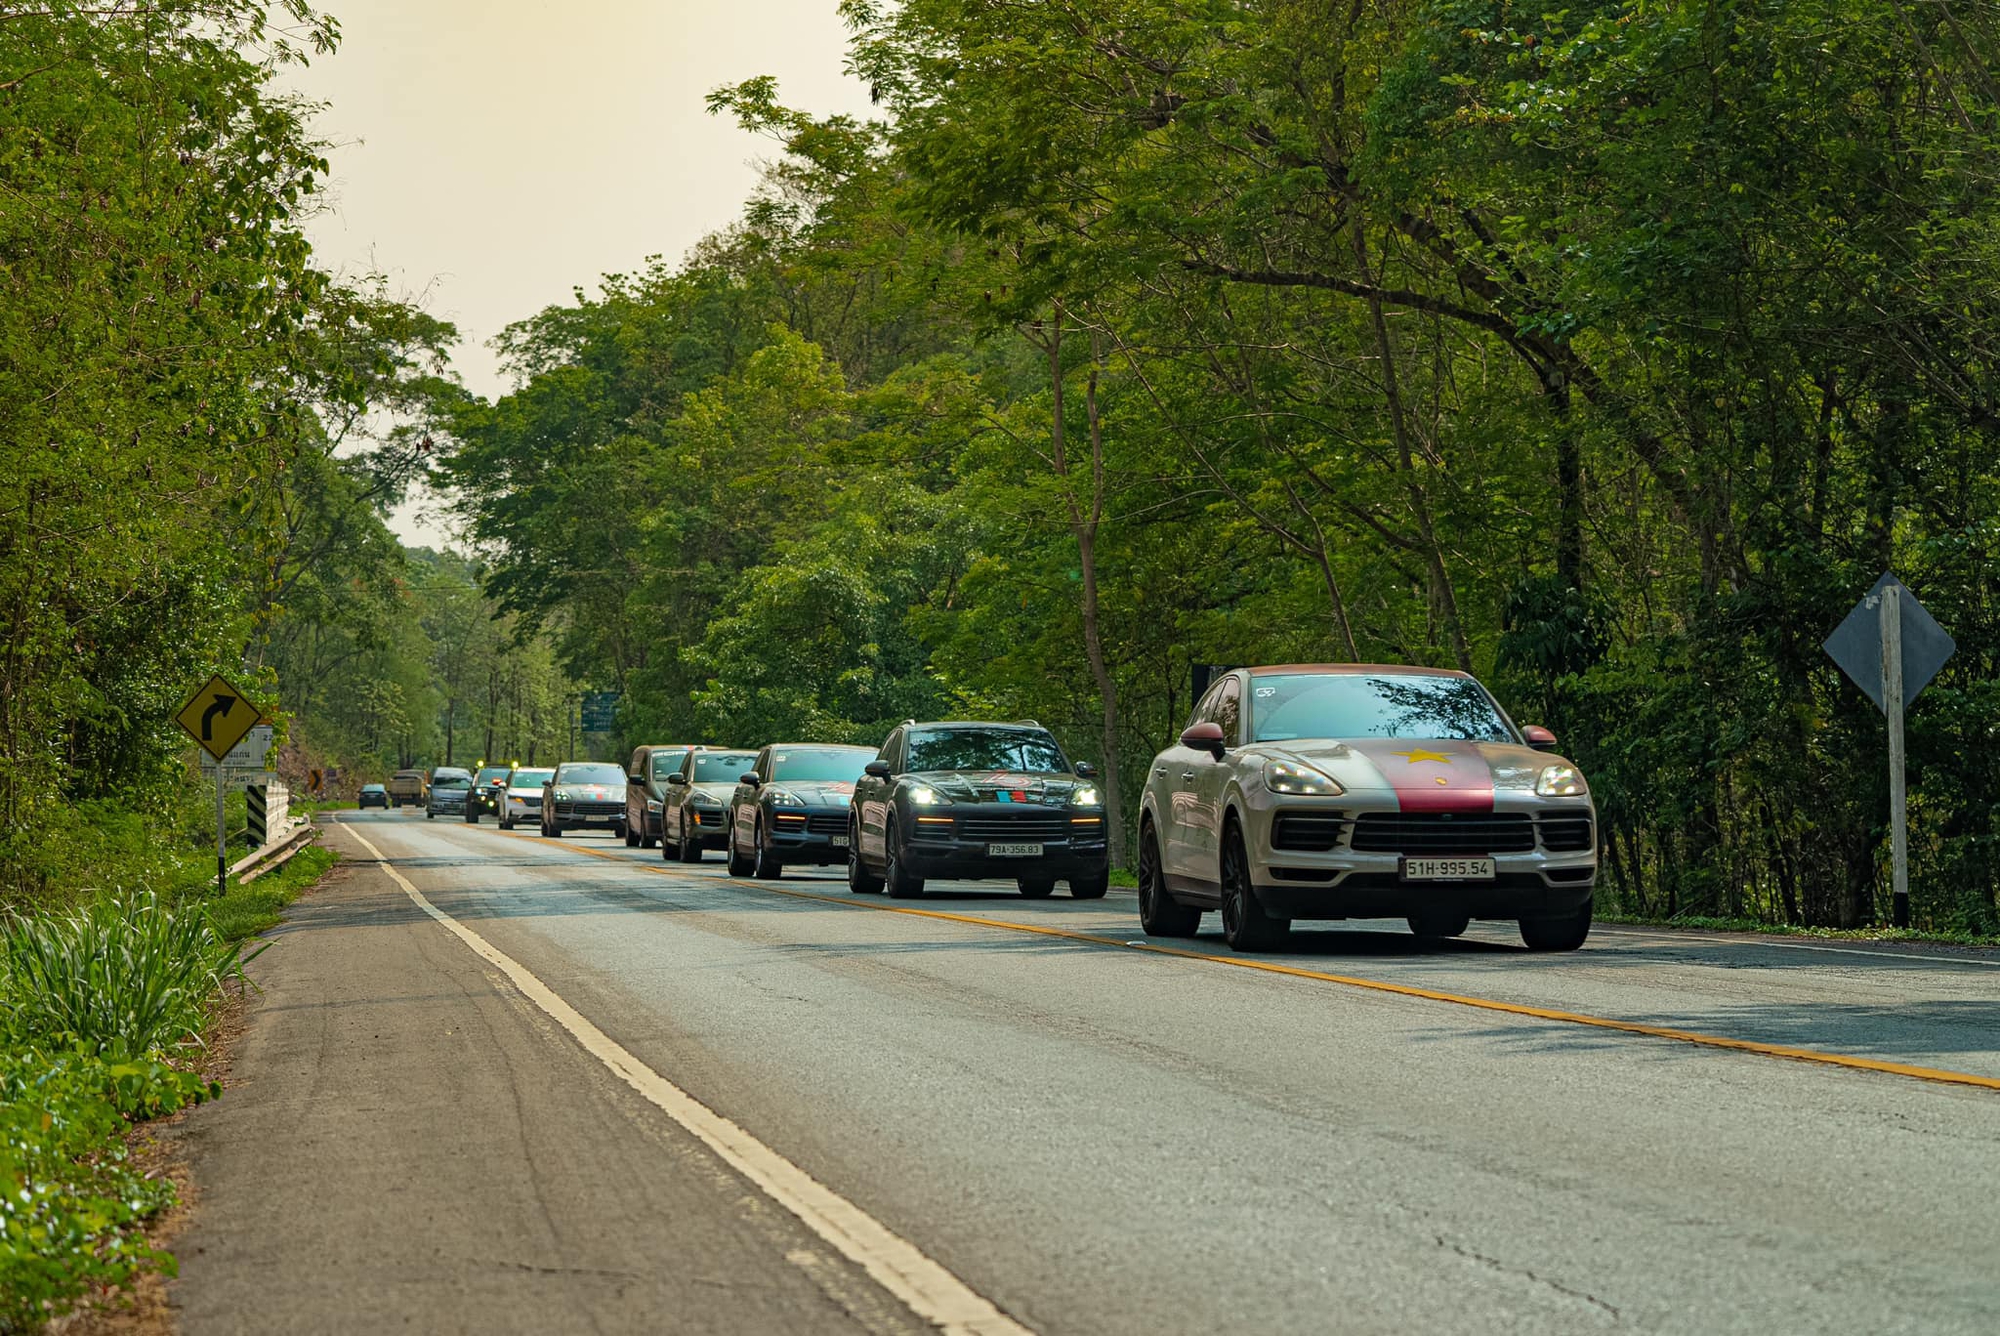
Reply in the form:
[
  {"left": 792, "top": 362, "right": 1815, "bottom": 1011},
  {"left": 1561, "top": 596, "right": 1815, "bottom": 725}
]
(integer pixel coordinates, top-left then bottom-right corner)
[{"left": 395, "top": 818, "right": 2000, "bottom": 1095}]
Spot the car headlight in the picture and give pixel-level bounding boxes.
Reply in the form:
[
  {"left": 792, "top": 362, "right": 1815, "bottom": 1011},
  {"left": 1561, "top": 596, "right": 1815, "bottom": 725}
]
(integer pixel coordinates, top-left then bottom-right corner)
[
  {"left": 1263, "top": 759, "right": 1343, "bottom": 796},
  {"left": 768, "top": 789, "right": 805, "bottom": 807},
  {"left": 1536, "top": 765, "right": 1587, "bottom": 797},
  {"left": 691, "top": 792, "right": 722, "bottom": 807},
  {"left": 909, "top": 786, "right": 948, "bottom": 806},
  {"left": 554, "top": 789, "right": 570, "bottom": 802},
  {"left": 646, "top": 799, "right": 661, "bottom": 812},
  {"left": 1071, "top": 786, "right": 1101, "bottom": 807}
]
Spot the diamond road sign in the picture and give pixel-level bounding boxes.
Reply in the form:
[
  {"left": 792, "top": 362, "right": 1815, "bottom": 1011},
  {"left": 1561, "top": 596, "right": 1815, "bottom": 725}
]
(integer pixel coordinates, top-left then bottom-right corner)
[
  {"left": 175, "top": 674, "right": 258, "bottom": 761},
  {"left": 1824, "top": 573, "right": 1955, "bottom": 714}
]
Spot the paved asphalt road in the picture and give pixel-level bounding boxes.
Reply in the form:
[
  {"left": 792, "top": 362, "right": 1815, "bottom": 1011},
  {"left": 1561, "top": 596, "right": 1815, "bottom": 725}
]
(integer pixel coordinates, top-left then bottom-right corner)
[{"left": 170, "top": 810, "right": 2000, "bottom": 1334}]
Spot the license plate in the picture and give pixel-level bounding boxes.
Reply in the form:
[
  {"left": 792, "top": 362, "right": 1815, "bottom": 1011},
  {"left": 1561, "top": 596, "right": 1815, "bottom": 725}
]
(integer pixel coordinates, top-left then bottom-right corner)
[
  {"left": 988, "top": 842, "right": 1044, "bottom": 858},
  {"left": 830, "top": 835, "right": 850, "bottom": 848},
  {"left": 1401, "top": 857, "right": 1495, "bottom": 882}
]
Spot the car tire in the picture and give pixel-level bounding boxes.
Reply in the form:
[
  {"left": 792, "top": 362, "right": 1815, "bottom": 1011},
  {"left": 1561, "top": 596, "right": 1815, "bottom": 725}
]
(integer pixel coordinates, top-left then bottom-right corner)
[
  {"left": 727, "top": 828, "right": 755, "bottom": 877},
  {"left": 679, "top": 817, "right": 703, "bottom": 863},
  {"left": 1520, "top": 899, "right": 1593, "bottom": 952},
  {"left": 426, "top": 809, "right": 435, "bottom": 820},
  {"left": 753, "top": 818, "right": 784, "bottom": 880},
  {"left": 1017, "top": 877, "right": 1055, "bottom": 898},
  {"left": 500, "top": 816, "right": 513, "bottom": 831},
  {"left": 1137, "top": 821, "right": 1201, "bottom": 937},
  {"left": 1408, "top": 911, "right": 1471, "bottom": 941},
  {"left": 884, "top": 820, "right": 924, "bottom": 898},
  {"left": 1069, "top": 869, "right": 1110, "bottom": 900},
  {"left": 848, "top": 821, "right": 884, "bottom": 894},
  {"left": 641, "top": 822, "right": 657, "bottom": 850},
  {"left": 625, "top": 823, "right": 638, "bottom": 847},
  {"left": 1219, "top": 821, "right": 1288, "bottom": 952},
  {"left": 547, "top": 823, "right": 562, "bottom": 839}
]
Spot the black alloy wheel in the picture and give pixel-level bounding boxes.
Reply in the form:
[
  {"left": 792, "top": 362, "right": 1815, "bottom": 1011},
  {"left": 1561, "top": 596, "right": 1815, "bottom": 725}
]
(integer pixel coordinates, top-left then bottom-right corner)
[
  {"left": 1407, "top": 911, "right": 1471, "bottom": 941},
  {"left": 752, "top": 816, "right": 784, "bottom": 880},
  {"left": 1520, "top": 898, "right": 1593, "bottom": 952},
  {"left": 1017, "top": 877, "right": 1056, "bottom": 899},
  {"left": 679, "top": 814, "right": 703, "bottom": 863},
  {"left": 1219, "top": 821, "right": 1288, "bottom": 952},
  {"left": 1137, "top": 821, "right": 1201, "bottom": 937},
  {"left": 848, "top": 820, "right": 884, "bottom": 894},
  {"left": 1069, "top": 870, "right": 1110, "bottom": 900},
  {"left": 883, "top": 819, "right": 925, "bottom": 899}
]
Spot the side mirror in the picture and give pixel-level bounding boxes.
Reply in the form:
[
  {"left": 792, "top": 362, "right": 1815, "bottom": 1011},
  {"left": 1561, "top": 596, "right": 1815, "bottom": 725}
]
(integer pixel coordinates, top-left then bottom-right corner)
[
  {"left": 742, "top": 772, "right": 763, "bottom": 788},
  {"left": 1181, "top": 721, "right": 1227, "bottom": 759},
  {"left": 666, "top": 773, "right": 688, "bottom": 786},
  {"left": 1074, "top": 761, "right": 1098, "bottom": 779},
  {"left": 865, "top": 760, "right": 892, "bottom": 779},
  {"left": 1523, "top": 725, "right": 1559, "bottom": 753}
]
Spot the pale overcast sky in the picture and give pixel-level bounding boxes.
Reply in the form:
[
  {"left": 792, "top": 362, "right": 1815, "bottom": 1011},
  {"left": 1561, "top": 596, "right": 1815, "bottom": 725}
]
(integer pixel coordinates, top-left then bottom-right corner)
[{"left": 282, "top": 1, "right": 874, "bottom": 546}]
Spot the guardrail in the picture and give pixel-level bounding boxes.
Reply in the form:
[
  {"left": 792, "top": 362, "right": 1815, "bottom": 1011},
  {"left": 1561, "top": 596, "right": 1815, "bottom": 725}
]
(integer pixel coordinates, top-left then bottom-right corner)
[{"left": 229, "top": 818, "right": 320, "bottom": 885}]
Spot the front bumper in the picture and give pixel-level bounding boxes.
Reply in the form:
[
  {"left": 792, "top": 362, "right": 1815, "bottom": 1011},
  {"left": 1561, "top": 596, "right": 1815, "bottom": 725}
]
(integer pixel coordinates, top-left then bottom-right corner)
[
  {"left": 1248, "top": 801, "right": 1596, "bottom": 919},
  {"left": 685, "top": 805, "right": 729, "bottom": 847},
  {"left": 763, "top": 806, "right": 852, "bottom": 865},
  {"left": 899, "top": 803, "right": 1109, "bottom": 880},
  {"left": 553, "top": 800, "right": 624, "bottom": 830},
  {"left": 429, "top": 794, "right": 468, "bottom": 813}
]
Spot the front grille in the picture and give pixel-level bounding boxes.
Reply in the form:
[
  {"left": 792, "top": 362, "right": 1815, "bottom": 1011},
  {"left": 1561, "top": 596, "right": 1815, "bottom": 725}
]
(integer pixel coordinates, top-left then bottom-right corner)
[
  {"left": 958, "top": 813, "right": 1069, "bottom": 840},
  {"left": 692, "top": 808, "right": 723, "bottom": 827},
  {"left": 806, "top": 813, "right": 847, "bottom": 836},
  {"left": 560, "top": 800, "right": 621, "bottom": 817},
  {"left": 516, "top": 795, "right": 542, "bottom": 808},
  {"left": 1271, "top": 812, "right": 1349, "bottom": 852},
  {"left": 1538, "top": 817, "right": 1596, "bottom": 852},
  {"left": 1350, "top": 813, "right": 1534, "bottom": 855}
]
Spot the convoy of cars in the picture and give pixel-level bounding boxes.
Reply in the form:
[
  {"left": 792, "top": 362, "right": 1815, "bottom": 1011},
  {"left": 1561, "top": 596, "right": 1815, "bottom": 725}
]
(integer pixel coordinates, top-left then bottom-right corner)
[{"left": 361, "top": 662, "right": 1599, "bottom": 952}]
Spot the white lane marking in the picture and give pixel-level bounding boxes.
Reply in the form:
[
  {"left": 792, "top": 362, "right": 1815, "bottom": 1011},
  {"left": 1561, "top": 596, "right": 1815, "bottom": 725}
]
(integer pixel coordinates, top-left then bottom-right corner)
[
  {"left": 343, "top": 825, "right": 1032, "bottom": 1336},
  {"left": 1589, "top": 925, "right": 2000, "bottom": 968}
]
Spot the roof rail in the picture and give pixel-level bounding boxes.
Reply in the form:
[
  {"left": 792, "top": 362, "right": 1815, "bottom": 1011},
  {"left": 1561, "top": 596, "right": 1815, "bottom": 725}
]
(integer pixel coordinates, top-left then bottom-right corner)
[
  {"left": 1016, "top": 719, "right": 1043, "bottom": 729},
  {"left": 902, "top": 719, "right": 917, "bottom": 727}
]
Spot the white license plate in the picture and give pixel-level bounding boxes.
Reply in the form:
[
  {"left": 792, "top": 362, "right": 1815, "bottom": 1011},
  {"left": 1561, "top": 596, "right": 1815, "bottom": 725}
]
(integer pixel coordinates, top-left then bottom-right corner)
[
  {"left": 830, "top": 835, "right": 850, "bottom": 847},
  {"left": 988, "top": 842, "right": 1045, "bottom": 858},
  {"left": 1401, "top": 857, "right": 1495, "bottom": 882}
]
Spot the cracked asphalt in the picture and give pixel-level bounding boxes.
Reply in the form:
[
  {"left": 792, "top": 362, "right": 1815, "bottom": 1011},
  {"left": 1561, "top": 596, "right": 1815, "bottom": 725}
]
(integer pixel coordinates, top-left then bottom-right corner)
[{"left": 168, "top": 811, "right": 2000, "bottom": 1334}]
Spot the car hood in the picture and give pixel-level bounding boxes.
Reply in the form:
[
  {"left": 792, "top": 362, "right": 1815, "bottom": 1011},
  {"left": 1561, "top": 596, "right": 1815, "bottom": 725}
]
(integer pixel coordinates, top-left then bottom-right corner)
[
  {"left": 906, "top": 770, "right": 1089, "bottom": 804},
  {"left": 1253, "top": 737, "right": 1576, "bottom": 811},
  {"left": 764, "top": 779, "right": 858, "bottom": 806},
  {"left": 688, "top": 780, "right": 740, "bottom": 799}
]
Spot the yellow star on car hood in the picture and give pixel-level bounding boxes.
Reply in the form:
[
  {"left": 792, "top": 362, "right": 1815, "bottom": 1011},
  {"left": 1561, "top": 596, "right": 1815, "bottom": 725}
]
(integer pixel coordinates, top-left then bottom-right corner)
[{"left": 1391, "top": 748, "right": 1453, "bottom": 765}]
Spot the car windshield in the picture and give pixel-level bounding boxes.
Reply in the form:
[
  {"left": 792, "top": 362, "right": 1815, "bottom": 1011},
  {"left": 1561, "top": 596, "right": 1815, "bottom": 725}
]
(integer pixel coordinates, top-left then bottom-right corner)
[
  {"left": 431, "top": 772, "right": 471, "bottom": 789},
  {"left": 361, "top": 785, "right": 385, "bottom": 792},
  {"left": 769, "top": 749, "right": 872, "bottom": 783},
  {"left": 1249, "top": 673, "right": 1513, "bottom": 743},
  {"left": 475, "top": 768, "right": 511, "bottom": 784},
  {"left": 650, "top": 748, "right": 692, "bottom": 778},
  {"left": 510, "top": 769, "right": 553, "bottom": 788},
  {"left": 906, "top": 728, "right": 1068, "bottom": 774},
  {"left": 556, "top": 763, "right": 625, "bottom": 784},
  {"left": 692, "top": 752, "right": 755, "bottom": 783}
]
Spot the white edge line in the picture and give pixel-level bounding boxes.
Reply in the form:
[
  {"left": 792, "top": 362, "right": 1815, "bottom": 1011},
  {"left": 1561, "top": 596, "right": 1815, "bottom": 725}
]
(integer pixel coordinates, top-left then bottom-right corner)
[
  {"left": 342, "top": 825, "right": 1032, "bottom": 1336},
  {"left": 1590, "top": 924, "right": 2000, "bottom": 967}
]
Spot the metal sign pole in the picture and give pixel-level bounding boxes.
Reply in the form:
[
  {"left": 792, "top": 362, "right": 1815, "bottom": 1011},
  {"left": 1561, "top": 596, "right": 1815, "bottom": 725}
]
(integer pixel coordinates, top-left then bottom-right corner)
[
  {"left": 216, "top": 764, "right": 228, "bottom": 897},
  {"left": 1881, "top": 584, "right": 1909, "bottom": 928}
]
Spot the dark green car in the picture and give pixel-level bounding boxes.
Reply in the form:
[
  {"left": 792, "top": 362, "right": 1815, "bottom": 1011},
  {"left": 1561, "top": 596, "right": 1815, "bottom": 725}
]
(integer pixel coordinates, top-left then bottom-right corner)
[{"left": 464, "top": 765, "right": 514, "bottom": 823}]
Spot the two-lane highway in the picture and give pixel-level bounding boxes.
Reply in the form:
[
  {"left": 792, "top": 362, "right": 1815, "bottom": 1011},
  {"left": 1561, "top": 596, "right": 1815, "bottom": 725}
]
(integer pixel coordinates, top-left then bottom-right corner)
[{"left": 174, "top": 810, "right": 2000, "bottom": 1334}]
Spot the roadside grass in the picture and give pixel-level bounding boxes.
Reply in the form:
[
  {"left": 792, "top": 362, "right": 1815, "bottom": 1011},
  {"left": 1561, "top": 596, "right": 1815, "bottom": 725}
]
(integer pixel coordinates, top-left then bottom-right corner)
[
  {"left": 1597, "top": 912, "right": 2000, "bottom": 949},
  {"left": 1108, "top": 866, "right": 1138, "bottom": 889},
  {"left": 207, "top": 843, "right": 337, "bottom": 943},
  {"left": 0, "top": 821, "right": 337, "bottom": 1330}
]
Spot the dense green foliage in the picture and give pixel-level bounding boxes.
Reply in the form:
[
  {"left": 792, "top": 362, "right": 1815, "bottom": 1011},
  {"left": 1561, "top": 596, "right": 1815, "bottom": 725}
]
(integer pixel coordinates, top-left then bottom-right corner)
[{"left": 449, "top": 0, "right": 2000, "bottom": 932}]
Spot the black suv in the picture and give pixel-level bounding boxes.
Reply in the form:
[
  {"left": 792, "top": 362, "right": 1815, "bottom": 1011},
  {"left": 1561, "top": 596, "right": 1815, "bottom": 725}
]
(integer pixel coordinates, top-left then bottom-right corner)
[{"left": 848, "top": 721, "right": 1109, "bottom": 899}]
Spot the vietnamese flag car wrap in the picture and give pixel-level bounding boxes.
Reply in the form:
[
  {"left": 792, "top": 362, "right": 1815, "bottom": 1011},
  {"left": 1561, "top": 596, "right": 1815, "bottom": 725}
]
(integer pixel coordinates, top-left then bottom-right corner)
[{"left": 1347, "top": 739, "right": 1496, "bottom": 814}]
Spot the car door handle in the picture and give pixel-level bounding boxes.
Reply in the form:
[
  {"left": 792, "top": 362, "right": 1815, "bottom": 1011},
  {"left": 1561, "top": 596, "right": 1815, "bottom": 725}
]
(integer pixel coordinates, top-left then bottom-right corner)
[
  {"left": 1180, "top": 771, "right": 1197, "bottom": 782},
  {"left": 1153, "top": 766, "right": 1167, "bottom": 777}
]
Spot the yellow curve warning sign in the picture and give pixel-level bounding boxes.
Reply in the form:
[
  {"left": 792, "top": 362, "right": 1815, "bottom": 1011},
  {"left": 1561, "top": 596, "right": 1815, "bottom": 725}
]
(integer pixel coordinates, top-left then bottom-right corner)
[{"left": 175, "top": 674, "right": 257, "bottom": 761}]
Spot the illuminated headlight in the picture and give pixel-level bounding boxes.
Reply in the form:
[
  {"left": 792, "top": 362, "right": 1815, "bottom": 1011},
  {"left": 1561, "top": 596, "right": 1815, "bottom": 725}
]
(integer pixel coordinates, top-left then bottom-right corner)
[
  {"left": 909, "top": 786, "right": 947, "bottom": 806},
  {"left": 1263, "top": 760, "right": 1342, "bottom": 796},
  {"left": 691, "top": 791, "right": 722, "bottom": 807},
  {"left": 769, "top": 789, "right": 806, "bottom": 807},
  {"left": 1537, "top": 765, "right": 1588, "bottom": 797},
  {"left": 1071, "top": 786, "right": 1101, "bottom": 807},
  {"left": 554, "top": 789, "right": 570, "bottom": 802},
  {"left": 646, "top": 799, "right": 661, "bottom": 813}
]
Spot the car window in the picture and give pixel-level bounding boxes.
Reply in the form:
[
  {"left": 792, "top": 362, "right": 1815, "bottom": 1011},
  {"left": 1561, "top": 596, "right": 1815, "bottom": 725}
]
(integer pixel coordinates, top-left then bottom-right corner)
[
  {"left": 1212, "top": 677, "right": 1242, "bottom": 747},
  {"left": 475, "top": 767, "right": 511, "bottom": 784},
  {"left": 556, "top": 762, "right": 626, "bottom": 784},
  {"left": 511, "top": 769, "right": 553, "bottom": 787},
  {"left": 769, "top": 749, "right": 872, "bottom": 783},
  {"left": 431, "top": 770, "right": 472, "bottom": 788},
  {"left": 692, "top": 752, "right": 756, "bottom": 783},
  {"left": 1188, "top": 681, "right": 1224, "bottom": 731},
  {"left": 1248, "top": 673, "right": 1512, "bottom": 743},
  {"left": 906, "top": 728, "right": 1068, "bottom": 774},
  {"left": 650, "top": 748, "right": 691, "bottom": 779},
  {"left": 879, "top": 729, "right": 903, "bottom": 773}
]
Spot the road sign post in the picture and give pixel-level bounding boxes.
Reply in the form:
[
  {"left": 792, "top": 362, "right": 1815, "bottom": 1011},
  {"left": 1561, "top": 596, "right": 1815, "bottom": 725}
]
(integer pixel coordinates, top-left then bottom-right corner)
[
  {"left": 175, "top": 674, "right": 259, "bottom": 898},
  {"left": 1824, "top": 574, "right": 1954, "bottom": 929}
]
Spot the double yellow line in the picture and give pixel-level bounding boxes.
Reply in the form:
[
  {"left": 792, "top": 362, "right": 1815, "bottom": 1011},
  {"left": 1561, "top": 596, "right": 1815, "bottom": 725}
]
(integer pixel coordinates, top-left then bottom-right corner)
[{"left": 450, "top": 821, "right": 2000, "bottom": 1095}]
